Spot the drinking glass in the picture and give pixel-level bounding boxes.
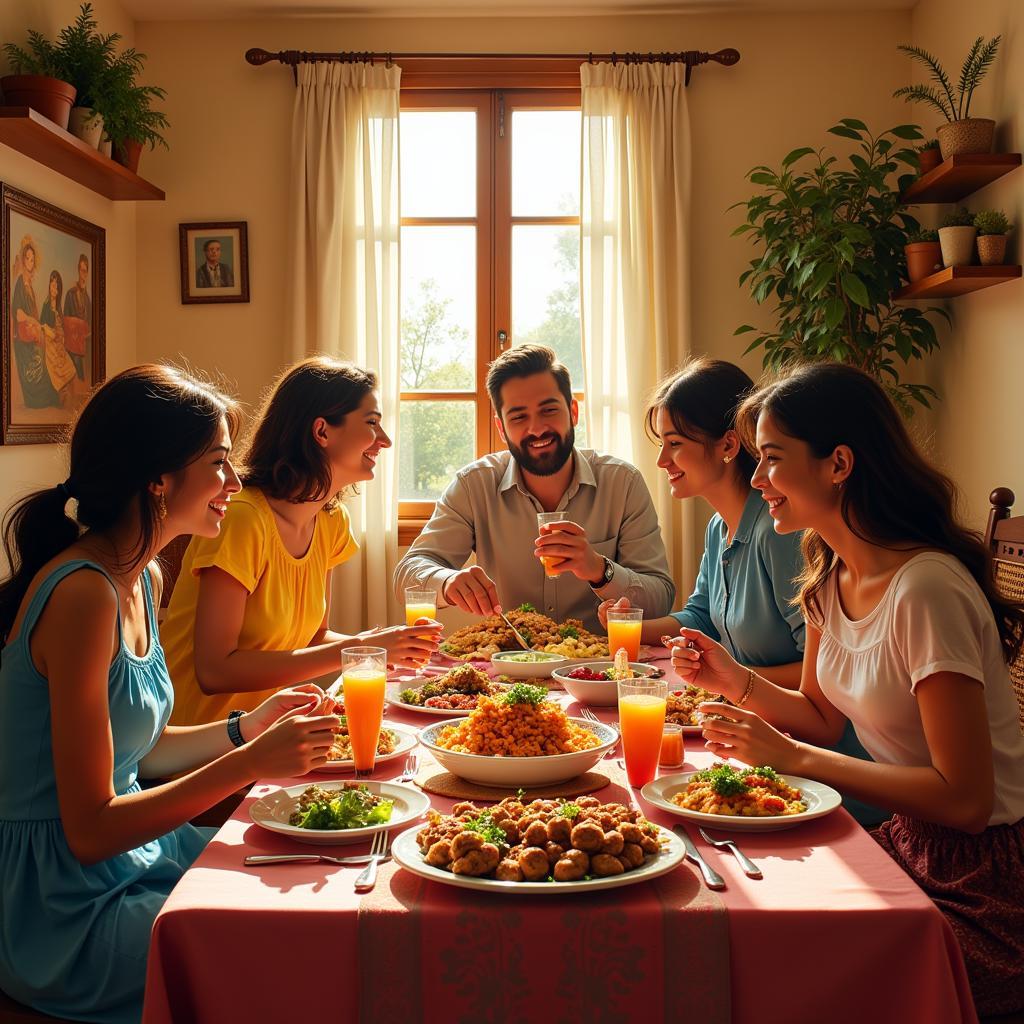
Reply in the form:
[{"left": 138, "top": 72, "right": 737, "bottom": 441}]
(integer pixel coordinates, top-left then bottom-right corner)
[
  {"left": 607, "top": 608, "right": 643, "bottom": 662},
  {"left": 659, "top": 723, "right": 685, "bottom": 768},
  {"left": 404, "top": 588, "right": 437, "bottom": 627},
  {"left": 536, "top": 512, "right": 569, "bottom": 578},
  {"left": 617, "top": 677, "right": 668, "bottom": 788},
  {"left": 341, "top": 647, "right": 387, "bottom": 777}
]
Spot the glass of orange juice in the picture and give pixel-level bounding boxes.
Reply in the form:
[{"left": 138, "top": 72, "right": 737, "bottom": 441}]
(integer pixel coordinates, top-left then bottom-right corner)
[
  {"left": 607, "top": 608, "right": 643, "bottom": 662},
  {"left": 404, "top": 588, "right": 437, "bottom": 627},
  {"left": 341, "top": 646, "right": 387, "bottom": 778},
  {"left": 659, "top": 723, "right": 685, "bottom": 768},
  {"left": 536, "top": 512, "right": 568, "bottom": 578},
  {"left": 618, "top": 677, "right": 668, "bottom": 788}
]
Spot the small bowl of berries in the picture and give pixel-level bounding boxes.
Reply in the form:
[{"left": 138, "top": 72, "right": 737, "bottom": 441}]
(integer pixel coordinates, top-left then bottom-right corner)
[{"left": 551, "top": 660, "right": 658, "bottom": 707}]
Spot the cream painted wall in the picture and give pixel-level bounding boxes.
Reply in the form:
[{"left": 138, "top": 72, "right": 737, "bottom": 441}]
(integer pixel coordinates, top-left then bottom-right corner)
[
  {"left": 911, "top": 0, "right": 1022, "bottom": 529},
  {"left": 133, "top": 9, "right": 912, "bottom": 592},
  {"left": 0, "top": 0, "right": 137, "bottom": 564}
]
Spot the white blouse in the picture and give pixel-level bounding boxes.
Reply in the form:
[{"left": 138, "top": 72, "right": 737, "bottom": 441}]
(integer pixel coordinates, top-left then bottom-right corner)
[{"left": 816, "top": 551, "right": 1024, "bottom": 826}]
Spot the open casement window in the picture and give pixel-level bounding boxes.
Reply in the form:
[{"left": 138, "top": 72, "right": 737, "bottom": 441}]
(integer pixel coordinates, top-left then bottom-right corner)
[{"left": 398, "top": 84, "right": 584, "bottom": 543}]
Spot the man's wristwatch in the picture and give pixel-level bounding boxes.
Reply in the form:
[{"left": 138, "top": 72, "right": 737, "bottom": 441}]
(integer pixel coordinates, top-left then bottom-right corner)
[
  {"left": 590, "top": 557, "right": 615, "bottom": 590},
  {"left": 227, "top": 710, "right": 247, "bottom": 747}
]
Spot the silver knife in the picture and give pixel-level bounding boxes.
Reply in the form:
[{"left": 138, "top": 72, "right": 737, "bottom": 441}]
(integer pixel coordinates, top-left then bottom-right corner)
[{"left": 673, "top": 825, "right": 726, "bottom": 890}]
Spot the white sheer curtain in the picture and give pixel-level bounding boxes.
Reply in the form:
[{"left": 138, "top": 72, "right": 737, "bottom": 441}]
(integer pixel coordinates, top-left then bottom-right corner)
[
  {"left": 287, "top": 61, "right": 402, "bottom": 632},
  {"left": 580, "top": 61, "right": 696, "bottom": 588}
]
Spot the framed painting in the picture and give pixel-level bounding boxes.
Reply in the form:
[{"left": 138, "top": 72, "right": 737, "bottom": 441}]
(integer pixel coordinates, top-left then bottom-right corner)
[
  {"left": 179, "top": 221, "right": 250, "bottom": 304},
  {"left": 2, "top": 183, "right": 105, "bottom": 445}
]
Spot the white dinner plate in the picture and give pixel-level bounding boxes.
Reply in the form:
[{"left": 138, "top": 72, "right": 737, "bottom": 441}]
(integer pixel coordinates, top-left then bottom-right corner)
[
  {"left": 248, "top": 780, "right": 430, "bottom": 846},
  {"left": 390, "top": 821, "right": 686, "bottom": 894},
  {"left": 310, "top": 723, "right": 418, "bottom": 773},
  {"left": 641, "top": 771, "right": 843, "bottom": 832},
  {"left": 385, "top": 678, "right": 511, "bottom": 717}
]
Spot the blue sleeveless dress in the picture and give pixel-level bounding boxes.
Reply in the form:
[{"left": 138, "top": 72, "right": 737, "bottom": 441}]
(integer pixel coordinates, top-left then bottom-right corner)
[{"left": 0, "top": 560, "right": 212, "bottom": 1024}]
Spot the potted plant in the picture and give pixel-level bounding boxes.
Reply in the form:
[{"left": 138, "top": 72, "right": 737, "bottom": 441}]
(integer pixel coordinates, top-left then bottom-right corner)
[
  {"left": 916, "top": 139, "right": 942, "bottom": 175},
  {"left": 53, "top": 4, "right": 123, "bottom": 148},
  {"left": 96, "top": 41, "right": 168, "bottom": 173},
  {"left": 894, "top": 36, "right": 1001, "bottom": 160},
  {"left": 938, "top": 206, "right": 976, "bottom": 267},
  {"left": 733, "top": 118, "right": 949, "bottom": 415},
  {"left": 2, "top": 25, "right": 77, "bottom": 130},
  {"left": 905, "top": 228, "right": 942, "bottom": 282},
  {"left": 974, "top": 209, "right": 1012, "bottom": 265}
]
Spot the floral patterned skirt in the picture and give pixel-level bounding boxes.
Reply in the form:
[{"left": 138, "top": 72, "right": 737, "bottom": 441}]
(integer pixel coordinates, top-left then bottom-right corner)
[{"left": 873, "top": 814, "right": 1024, "bottom": 1016}]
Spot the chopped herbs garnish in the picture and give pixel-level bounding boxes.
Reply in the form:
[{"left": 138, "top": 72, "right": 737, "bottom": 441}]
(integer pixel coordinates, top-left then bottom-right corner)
[
  {"left": 558, "top": 624, "right": 580, "bottom": 640},
  {"left": 501, "top": 683, "right": 548, "bottom": 706},
  {"left": 751, "top": 765, "right": 780, "bottom": 782},
  {"left": 559, "top": 801, "right": 582, "bottom": 820},
  {"left": 517, "top": 602, "right": 537, "bottom": 613},
  {"left": 695, "top": 763, "right": 750, "bottom": 798},
  {"left": 463, "top": 811, "right": 509, "bottom": 846}
]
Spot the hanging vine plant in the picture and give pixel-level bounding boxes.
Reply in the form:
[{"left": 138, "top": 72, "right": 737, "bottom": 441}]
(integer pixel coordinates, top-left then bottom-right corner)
[{"left": 732, "top": 119, "right": 950, "bottom": 414}]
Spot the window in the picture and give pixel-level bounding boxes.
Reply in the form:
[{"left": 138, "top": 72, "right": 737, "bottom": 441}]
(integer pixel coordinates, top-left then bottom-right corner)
[{"left": 398, "top": 88, "right": 584, "bottom": 532}]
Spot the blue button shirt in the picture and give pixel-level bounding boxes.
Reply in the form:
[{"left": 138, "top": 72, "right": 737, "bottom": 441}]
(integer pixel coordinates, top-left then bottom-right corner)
[
  {"left": 671, "top": 489, "right": 805, "bottom": 665},
  {"left": 670, "top": 489, "right": 885, "bottom": 826}
]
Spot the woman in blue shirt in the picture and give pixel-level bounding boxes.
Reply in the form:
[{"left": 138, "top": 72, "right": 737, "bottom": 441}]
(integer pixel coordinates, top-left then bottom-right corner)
[{"left": 600, "top": 357, "right": 882, "bottom": 823}]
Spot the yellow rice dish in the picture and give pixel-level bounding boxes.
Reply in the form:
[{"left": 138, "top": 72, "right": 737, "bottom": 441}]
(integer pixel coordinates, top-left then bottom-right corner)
[{"left": 673, "top": 763, "right": 807, "bottom": 817}]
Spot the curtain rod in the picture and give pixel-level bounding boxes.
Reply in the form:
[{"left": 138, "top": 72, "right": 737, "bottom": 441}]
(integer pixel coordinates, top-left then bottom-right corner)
[{"left": 245, "top": 47, "right": 740, "bottom": 86}]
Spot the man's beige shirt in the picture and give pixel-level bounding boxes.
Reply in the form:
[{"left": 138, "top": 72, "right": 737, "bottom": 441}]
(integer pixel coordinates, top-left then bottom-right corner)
[{"left": 394, "top": 448, "right": 675, "bottom": 633}]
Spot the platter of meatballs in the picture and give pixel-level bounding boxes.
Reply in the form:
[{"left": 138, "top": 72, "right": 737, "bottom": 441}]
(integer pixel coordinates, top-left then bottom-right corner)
[{"left": 391, "top": 793, "right": 686, "bottom": 893}]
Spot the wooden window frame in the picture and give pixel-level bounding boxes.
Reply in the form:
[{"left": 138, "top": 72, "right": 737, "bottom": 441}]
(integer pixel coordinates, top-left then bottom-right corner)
[{"left": 398, "top": 69, "right": 582, "bottom": 544}]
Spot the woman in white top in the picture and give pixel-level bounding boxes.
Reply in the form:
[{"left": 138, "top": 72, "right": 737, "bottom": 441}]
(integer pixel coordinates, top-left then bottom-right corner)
[{"left": 670, "top": 362, "right": 1024, "bottom": 1017}]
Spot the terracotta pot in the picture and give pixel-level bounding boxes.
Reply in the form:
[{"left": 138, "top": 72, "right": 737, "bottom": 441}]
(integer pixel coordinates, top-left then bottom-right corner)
[
  {"left": 904, "top": 242, "right": 943, "bottom": 283},
  {"left": 936, "top": 118, "right": 995, "bottom": 160},
  {"left": 0, "top": 74, "right": 76, "bottom": 130},
  {"left": 68, "top": 106, "right": 104, "bottom": 148},
  {"left": 917, "top": 148, "right": 942, "bottom": 175},
  {"left": 977, "top": 234, "right": 1008, "bottom": 266},
  {"left": 114, "top": 139, "right": 144, "bottom": 174},
  {"left": 938, "top": 225, "right": 977, "bottom": 267}
]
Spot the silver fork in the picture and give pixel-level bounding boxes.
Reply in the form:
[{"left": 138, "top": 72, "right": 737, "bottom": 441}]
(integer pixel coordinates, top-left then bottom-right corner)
[
  {"left": 244, "top": 852, "right": 387, "bottom": 867},
  {"left": 353, "top": 829, "right": 390, "bottom": 891},
  {"left": 698, "top": 827, "right": 763, "bottom": 879},
  {"left": 393, "top": 752, "right": 419, "bottom": 783},
  {"left": 579, "top": 707, "right": 619, "bottom": 758}
]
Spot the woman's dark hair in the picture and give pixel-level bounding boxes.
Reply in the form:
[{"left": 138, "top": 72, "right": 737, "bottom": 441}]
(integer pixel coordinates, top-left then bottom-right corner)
[
  {"left": 47, "top": 270, "right": 63, "bottom": 311},
  {"left": 645, "top": 357, "right": 757, "bottom": 481},
  {"left": 239, "top": 356, "right": 377, "bottom": 504},
  {"left": 735, "top": 362, "right": 1024, "bottom": 663},
  {"left": 0, "top": 364, "right": 239, "bottom": 643}
]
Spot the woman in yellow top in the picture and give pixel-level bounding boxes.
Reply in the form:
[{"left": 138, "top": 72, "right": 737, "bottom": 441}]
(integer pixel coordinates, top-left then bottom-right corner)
[{"left": 164, "top": 357, "right": 442, "bottom": 725}]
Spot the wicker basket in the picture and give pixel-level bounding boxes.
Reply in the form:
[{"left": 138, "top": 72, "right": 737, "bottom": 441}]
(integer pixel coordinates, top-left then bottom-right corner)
[
  {"left": 936, "top": 118, "right": 995, "bottom": 160},
  {"left": 977, "top": 234, "right": 1008, "bottom": 266},
  {"left": 993, "top": 559, "right": 1024, "bottom": 732}
]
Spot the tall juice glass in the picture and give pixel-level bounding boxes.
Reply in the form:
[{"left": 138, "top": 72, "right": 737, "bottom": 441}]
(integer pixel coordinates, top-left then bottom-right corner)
[
  {"left": 618, "top": 677, "right": 668, "bottom": 788},
  {"left": 607, "top": 608, "right": 643, "bottom": 662},
  {"left": 404, "top": 588, "right": 437, "bottom": 627},
  {"left": 537, "top": 512, "right": 568, "bottom": 578},
  {"left": 341, "top": 647, "right": 387, "bottom": 777}
]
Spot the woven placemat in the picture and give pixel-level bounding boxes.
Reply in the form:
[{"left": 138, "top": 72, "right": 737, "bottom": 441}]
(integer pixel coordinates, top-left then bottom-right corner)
[{"left": 416, "top": 768, "right": 611, "bottom": 801}]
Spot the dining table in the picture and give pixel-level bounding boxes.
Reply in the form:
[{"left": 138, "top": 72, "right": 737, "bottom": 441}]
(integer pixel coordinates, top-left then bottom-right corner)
[{"left": 142, "top": 654, "right": 978, "bottom": 1024}]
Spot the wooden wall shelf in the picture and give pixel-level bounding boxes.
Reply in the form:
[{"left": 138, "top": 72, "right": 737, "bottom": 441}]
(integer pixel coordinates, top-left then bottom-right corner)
[
  {"left": 894, "top": 265, "right": 1021, "bottom": 299},
  {"left": 901, "top": 153, "right": 1021, "bottom": 205},
  {"left": 0, "top": 107, "right": 164, "bottom": 201}
]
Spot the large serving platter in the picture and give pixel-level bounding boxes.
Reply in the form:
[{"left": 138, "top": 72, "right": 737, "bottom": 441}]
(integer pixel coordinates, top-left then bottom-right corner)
[
  {"left": 437, "top": 645, "right": 656, "bottom": 668},
  {"left": 248, "top": 780, "right": 430, "bottom": 846},
  {"left": 641, "top": 771, "right": 843, "bottom": 832},
  {"left": 311, "top": 723, "right": 418, "bottom": 774},
  {"left": 418, "top": 717, "right": 618, "bottom": 787},
  {"left": 390, "top": 822, "right": 686, "bottom": 893},
  {"left": 384, "top": 678, "right": 512, "bottom": 717}
]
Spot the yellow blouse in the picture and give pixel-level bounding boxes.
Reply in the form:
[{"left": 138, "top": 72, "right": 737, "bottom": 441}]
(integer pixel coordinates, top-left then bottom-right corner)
[{"left": 163, "top": 487, "right": 358, "bottom": 726}]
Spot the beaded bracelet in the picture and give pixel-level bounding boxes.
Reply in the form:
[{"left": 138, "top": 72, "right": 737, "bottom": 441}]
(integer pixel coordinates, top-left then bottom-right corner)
[{"left": 736, "top": 668, "right": 756, "bottom": 707}]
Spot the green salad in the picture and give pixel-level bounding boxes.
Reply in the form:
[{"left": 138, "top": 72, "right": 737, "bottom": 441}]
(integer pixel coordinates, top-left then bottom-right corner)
[{"left": 288, "top": 783, "right": 394, "bottom": 830}]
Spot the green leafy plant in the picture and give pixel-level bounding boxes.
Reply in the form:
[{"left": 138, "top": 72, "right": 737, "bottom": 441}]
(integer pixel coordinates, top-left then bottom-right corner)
[
  {"left": 51, "top": 4, "right": 119, "bottom": 109},
  {"left": 99, "top": 63, "right": 169, "bottom": 153},
  {"left": 3, "top": 22, "right": 65, "bottom": 78},
  {"left": 974, "top": 209, "right": 1011, "bottom": 236},
  {"left": 732, "top": 119, "right": 950, "bottom": 414},
  {"left": 940, "top": 206, "right": 975, "bottom": 228},
  {"left": 894, "top": 36, "right": 1001, "bottom": 122},
  {"left": 907, "top": 228, "right": 939, "bottom": 243}
]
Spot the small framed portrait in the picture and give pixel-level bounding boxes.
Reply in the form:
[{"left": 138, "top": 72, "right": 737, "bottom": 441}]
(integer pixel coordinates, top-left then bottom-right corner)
[
  {"left": 2, "top": 183, "right": 105, "bottom": 445},
  {"left": 179, "top": 221, "right": 249, "bottom": 305}
]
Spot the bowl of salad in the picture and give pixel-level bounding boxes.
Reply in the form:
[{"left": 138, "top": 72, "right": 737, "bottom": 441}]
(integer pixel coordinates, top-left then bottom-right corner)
[
  {"left": 551, "top": 660, "right": 658, "bottom": 707},
  {"left": 490, "top": 649, "right": 568, "bottom": 679}
]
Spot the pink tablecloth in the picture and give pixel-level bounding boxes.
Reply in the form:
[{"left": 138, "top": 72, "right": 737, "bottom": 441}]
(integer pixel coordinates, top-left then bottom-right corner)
[{"left": 143, "top": 662, "right": 977, "bottom": 1024}]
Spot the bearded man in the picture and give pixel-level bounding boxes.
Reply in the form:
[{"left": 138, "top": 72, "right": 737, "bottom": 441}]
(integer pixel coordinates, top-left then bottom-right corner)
[{"left": 394, "top": 344, "right": 674, "bottom": 633}]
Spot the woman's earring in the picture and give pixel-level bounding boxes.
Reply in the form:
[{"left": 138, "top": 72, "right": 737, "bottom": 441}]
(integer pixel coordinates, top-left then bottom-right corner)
[
  {"left": 158, "top": 493, "right": 168, "bottom": 520},
  {"left": 723, "top": 454, "right": 732, "bottom": 464}
]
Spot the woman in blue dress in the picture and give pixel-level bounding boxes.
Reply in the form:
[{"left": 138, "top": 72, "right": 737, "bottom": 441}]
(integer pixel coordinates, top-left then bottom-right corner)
[
  {"left": 599, "top": 357, "right": 883, "bottom": 823},
  {"left": 0, "top": 364, "right": 342, "bottom": 1024}
]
